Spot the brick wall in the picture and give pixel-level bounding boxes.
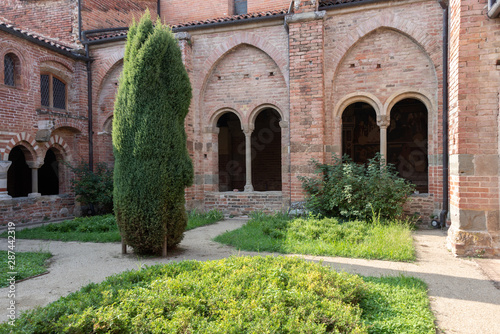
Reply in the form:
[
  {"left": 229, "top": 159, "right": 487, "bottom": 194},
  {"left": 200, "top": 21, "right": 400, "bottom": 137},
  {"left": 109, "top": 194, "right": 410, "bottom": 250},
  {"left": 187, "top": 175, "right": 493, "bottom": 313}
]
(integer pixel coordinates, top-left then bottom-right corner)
[
  {"left": 82, "top": 0, "right": 158, "bottom": 31},
  {"left": 0, "top": 30, "right": 87, "bottom": 219},
  {"left": 0, "top": 0, "right": 78, "bottom": 46},
  {"left": 447, "top": 0, "right": 500, "bottom": 257},
  {"left": 205, "top": 191, "right": 284, "bottom": 215},
  {"left": 0, "top": 195, "right": 75, "bottom": 225}
]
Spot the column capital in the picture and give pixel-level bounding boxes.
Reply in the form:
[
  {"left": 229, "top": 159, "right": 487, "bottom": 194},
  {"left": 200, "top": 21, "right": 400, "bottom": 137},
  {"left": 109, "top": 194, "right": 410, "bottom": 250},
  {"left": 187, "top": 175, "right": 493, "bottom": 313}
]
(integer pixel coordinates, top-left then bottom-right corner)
[
  {"left": 243, "top": 125, "right": 254, "bottom": 135},
  {"left": 204, "top": 126, "right": 220, "bottom": 134},
  {"left": 377, "top": 115, "right": 390, "bottom": 128},
  {"left": 27, "top": 161, "right": 43, "bottom": 169},
  {"left": 0, "top": 161, "right": 12, "bottom": 173}
]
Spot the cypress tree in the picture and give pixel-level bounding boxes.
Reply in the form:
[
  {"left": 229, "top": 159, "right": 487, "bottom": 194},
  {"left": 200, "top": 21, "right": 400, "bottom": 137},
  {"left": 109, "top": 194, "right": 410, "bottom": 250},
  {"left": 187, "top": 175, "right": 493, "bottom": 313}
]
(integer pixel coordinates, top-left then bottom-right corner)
[{"left": 113, "top": 11, "right": 193, "bottom": 255}]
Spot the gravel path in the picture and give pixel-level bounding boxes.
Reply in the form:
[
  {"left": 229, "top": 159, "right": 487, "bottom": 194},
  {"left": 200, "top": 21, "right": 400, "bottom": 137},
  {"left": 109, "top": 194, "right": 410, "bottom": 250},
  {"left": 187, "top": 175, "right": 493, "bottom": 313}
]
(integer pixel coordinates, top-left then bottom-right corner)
[{"left": 1, "top": 218, "right": 499, "bottom": 333}]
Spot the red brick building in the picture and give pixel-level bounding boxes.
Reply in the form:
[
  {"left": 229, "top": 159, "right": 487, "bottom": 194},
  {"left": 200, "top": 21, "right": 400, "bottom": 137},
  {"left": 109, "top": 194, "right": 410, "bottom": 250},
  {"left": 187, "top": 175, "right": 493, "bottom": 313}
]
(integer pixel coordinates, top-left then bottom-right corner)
[{"left": 0, "top": 0, "right": 498, "bottom": 257}]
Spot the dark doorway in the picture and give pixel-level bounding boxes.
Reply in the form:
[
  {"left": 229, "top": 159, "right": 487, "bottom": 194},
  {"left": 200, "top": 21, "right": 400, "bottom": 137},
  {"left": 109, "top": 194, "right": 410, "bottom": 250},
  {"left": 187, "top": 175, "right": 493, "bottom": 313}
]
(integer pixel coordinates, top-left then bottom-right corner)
[
  {"left": 7, "top": 146, "right": 32, "bottom": 197},
  {"left": 217, "top": 112, "right": 245, "bottom": 191},
  {"left": 251, "top": 109, "right": 282, "bottom": 191},
  {"left": 342, "top": 102, "right": 380, "bottom": 164},
  {"left": 388, "top": 98, "right": 428, "bottom": 193},
  {"left": 39, "top": 149, "right": 59, "bottom": 195}
]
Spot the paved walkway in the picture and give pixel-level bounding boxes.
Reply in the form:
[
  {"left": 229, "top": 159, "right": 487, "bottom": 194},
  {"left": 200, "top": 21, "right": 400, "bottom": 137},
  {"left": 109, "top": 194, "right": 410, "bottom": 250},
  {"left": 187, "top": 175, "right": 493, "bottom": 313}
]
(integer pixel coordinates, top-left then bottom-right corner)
[{"left": 1, "top": 219, "right": 499, "bottom": 333}]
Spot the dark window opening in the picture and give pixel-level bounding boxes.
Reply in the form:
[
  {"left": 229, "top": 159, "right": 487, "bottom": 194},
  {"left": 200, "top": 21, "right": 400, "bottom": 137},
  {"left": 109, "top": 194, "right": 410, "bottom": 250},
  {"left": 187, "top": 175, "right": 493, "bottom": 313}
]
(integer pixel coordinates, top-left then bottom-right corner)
[
  {"left": 41, "top": 73, "right": 66, "bottom": 110},
  {"left": 7, "top": 146, "right": 32, "bottom": 198},
  {"left": 342, "top": 102, "right": 380, "bottom": 164},
  {"left": 217, "top": 112, "right": 245, "bottom": 191},
  {"left": 251, "top": 109, "right": 282, "bottom": 191},
  {"left": 388, "top": 99, "right": 428, "bottom": 193},
  {"left": 4, "top": 54, "right": 15, "bottom": 86},
  {"left": 39, "top": 149, "right": 59, "bottom": 195},
  {"left": 234, "top": 0, "right": 247, "bottom": 15}
]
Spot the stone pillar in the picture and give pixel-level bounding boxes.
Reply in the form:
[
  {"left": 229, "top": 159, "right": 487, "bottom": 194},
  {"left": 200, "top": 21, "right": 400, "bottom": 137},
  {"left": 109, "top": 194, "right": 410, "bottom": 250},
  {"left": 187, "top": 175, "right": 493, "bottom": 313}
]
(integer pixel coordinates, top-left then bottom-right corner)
[
  {"left": 377, "top": 115, "right": 390, "bottom": 164},
  {"left": 0, "top": 161, "right": 12, "bottom": 200},
  {"left": 244, "top": 127, "right": 254, "bottom": 192},
  {"left": 27, "top": 162, "right": 41, "bottom": 198}
]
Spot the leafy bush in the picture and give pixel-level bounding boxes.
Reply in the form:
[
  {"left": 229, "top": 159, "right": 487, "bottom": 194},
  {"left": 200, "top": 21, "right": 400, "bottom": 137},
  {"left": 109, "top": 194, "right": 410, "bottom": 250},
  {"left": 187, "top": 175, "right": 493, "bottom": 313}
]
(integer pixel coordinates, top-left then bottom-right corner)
[
  {"left": 299, "top": 154, "right": 415, "bottom": 221},
  {"left": 113, "top": 12, "right": 193, "bottom": 255},
  {"left": 4, "top": 256, "right": 368, "bottom": 333},
  {"left": 68, "top": 161, "right": 113, "bottom": 215}
]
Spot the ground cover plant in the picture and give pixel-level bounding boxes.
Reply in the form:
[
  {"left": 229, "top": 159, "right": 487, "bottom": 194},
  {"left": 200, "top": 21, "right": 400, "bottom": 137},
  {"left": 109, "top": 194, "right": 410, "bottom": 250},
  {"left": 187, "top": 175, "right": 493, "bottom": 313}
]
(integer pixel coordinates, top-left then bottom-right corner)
[
  {"left": 0, "top": 256, "right": 435, "bottom": 333},
  {"left": 0, "top": 251, "right": 52, "bottom": 288},
  {"left": 1, "top": 210, "right": 223, "bottom": 243},
  {"left": 214, "top": 212, "right": 415, "bottom": 262}
]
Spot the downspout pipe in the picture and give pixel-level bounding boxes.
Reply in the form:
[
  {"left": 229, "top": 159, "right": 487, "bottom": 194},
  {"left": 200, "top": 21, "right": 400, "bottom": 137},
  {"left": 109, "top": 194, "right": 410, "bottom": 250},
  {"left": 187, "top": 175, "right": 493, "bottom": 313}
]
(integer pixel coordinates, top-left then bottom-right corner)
[{"left": 439, "top": 1, "right": 449, "bottom": 228}]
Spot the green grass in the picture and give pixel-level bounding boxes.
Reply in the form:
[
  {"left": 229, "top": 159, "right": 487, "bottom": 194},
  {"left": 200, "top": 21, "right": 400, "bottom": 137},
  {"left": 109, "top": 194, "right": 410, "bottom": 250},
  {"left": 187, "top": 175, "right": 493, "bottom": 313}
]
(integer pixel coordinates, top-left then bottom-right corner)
[
  {"left": 214, "top": 213, "right": 415, "bottom": 262},
  {"left": 0, "top": 210, "right": 224, "bottom": 243},
  {"left": 0, "top": 251, "right": 52, "bottom": 288},
  {"left": 0, "top": 256, "right": 435, "bottom": 333}
]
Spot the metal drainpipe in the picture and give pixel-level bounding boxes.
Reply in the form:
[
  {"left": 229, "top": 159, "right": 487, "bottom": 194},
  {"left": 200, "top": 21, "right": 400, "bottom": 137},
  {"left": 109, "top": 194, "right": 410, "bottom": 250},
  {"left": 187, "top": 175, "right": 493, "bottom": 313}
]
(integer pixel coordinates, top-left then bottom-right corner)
[
  {"left": 78, "top": 0, "right": 82, "bottom": 40},
  {"left": 157, "top": 0, "right": 161, "bottom": 20},
  {"left": 439, "top": 2, "right": 449, "bottom": 228},
  {"left": 285, "top": 3, "right": 292, "bottom": 209},
  {"left": 85, "top": 44, "right": 94, "bottom": 171}
]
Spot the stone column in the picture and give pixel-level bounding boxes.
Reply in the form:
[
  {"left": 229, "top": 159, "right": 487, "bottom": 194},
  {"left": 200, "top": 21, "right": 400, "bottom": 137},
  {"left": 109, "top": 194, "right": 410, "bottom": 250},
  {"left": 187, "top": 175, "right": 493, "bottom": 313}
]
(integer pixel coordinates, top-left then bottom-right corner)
[
  {"left": 377, "top": 115, "right": 390, "bottom": 164},
  {"left": 0, "top": 161, "right": 12, "bottom": 200},
  {"left": 27, "top": 162, "right": 42, "bottom": 198},
  {"left": 243, "top": 127, "right": 254, "bottom": 192}
]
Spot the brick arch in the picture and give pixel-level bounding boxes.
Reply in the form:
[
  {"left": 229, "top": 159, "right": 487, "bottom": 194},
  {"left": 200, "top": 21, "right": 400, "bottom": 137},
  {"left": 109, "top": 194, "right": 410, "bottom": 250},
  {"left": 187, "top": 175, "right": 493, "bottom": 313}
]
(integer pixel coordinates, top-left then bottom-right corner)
[
  {"left": 38, "top": 56, "right": 75, "bottom": 72},
  {"left": 53, "top": 119, "right": 85, "bottom": 133},
  {"left": 327, "top": 18, "right": 441, "bottom": 96},
  {"left": 384, "top": 90, "right": 434, "bottom": 117},
  {"left": 101, "top": 113, "right": 114, "bottom": 133},
  {"left": 0, "top": 42, "right": 28, "bottom": 89},
  {"left": 2, "top": 133, "right": 40, "bottom": 162},
  {"left": 197, "top": 33, "right": 289, "bottom": 96},
  {"left": 209, "top": 108, "right": 244, "bottom": 130},
  {"left": 43, "top": 135, "right": 73, "bottom": 162},
  {"left": 95, "top": 54, "right": 124, "bottom": 96},
  {"left": 248, "top": 102, "right": 288, "bottom": 128}
]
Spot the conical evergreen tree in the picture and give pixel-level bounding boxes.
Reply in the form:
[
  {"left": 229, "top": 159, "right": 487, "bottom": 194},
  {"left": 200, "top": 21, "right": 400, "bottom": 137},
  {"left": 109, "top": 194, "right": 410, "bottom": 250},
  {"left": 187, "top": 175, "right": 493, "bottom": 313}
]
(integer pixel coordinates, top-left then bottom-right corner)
[{"left": 113, "top": 11, "right": 193, "bottom": 255}]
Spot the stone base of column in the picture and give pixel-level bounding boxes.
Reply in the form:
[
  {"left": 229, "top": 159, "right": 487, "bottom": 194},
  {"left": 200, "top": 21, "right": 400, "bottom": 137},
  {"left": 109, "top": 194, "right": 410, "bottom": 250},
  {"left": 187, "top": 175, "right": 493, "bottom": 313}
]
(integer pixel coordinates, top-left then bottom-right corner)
[
  {"left": 0, "top": 192, "right": 12, "bottom": 200},
  {"left": 447, "top": 225, "right": 500, "bottom": 258},
  {"left": 28, "top": 193, "right": 41, "bottom": 198},
  {"left": 244, "top": 185, "right": 254, "bottom": 192}
]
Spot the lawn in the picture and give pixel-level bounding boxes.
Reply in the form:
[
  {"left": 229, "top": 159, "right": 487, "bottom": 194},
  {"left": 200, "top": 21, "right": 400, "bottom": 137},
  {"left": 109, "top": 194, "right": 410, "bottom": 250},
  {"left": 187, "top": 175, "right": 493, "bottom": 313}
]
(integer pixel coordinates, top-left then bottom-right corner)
[
  {"left": 0, "top": 251, "right": 52, "bottom": 288},
  {"left": 0, "top": 256, "right": 435, "bottom": 333},
  {"left": 214, "top": 213, "right": 415, "bottom": 262},
  {"left": 0, "top": 210, "right": 224, "bottom": 243}
]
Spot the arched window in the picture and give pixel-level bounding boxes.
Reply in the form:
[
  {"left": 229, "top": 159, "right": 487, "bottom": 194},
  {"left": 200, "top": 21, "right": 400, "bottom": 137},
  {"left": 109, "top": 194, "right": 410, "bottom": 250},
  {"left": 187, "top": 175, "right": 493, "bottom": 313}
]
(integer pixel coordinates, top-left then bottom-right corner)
[
  {"left": 251, "top": 108, "right": 282, "bottom": 191},
  {"left": 7, "top": 146, "right": 32, "bottom": 198},
  {"left": 217, "top": 112, "right": 245, "bottom": 191},
  {"left": 41, "top": 73, "right": 66, "bottom": 110},
  {"left": 342, "top": 102, "right": 380, "bottom": 164},
  {"left": 4, "top": 53, "right": 19, "bottom": 86},
  {"left": 388, "top": 98, "right": 428, "bottom": 193},
  {"left": 39, "top": 149, "right": 59, "bottom": 195}
]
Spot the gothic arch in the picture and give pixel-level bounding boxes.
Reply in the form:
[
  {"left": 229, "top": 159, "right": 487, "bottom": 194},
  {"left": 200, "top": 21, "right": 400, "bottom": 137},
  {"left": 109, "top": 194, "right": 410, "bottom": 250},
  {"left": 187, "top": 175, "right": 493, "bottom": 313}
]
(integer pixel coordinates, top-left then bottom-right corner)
[{"left": 197, "top": 33, "right": 289, "bottom": 95}]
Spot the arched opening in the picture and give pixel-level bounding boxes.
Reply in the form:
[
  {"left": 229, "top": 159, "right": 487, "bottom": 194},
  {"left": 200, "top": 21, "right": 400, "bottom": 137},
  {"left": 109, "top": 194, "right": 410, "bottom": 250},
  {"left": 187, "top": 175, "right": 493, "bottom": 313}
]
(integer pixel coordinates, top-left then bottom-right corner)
[
  {"left": 39, "top": 149, "right": 59, "bottom": 195},
  {"left": 217, "top": 112, "right": 245, "bottom": 191},
  {"left": 7, "top": 146, "right": 32, "bottom": 197},
  {"left": 4, "top": 53, "right": 20, "bottom": 87},
  {"left": 342, "top": 102, "right": 380, "bottom": 163},
  {"left": 388, "top": 98, "right": 428, "bottom": 193},
  {"left": 251, "top": 108, "right": 282, "bottom": 191}
]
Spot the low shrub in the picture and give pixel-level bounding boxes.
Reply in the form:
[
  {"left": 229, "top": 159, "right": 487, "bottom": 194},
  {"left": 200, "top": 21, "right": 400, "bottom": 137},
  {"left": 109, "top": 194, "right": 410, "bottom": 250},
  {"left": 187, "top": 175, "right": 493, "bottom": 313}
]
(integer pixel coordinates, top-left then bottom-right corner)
[
  {"left": 68, "top": 161, "right": 113, "bottom": 215},
  {"left": 4, "top": 256, "right": 368, "bottom": 333},
  {"left": 187, "top": 209, "right": 224, "bottom": 230},
  {"left": 0, "top": 251, "right": 52, "bottom": 287},
  {"left": 299, "top": 154, "right": 415, "bottom": 221}
]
